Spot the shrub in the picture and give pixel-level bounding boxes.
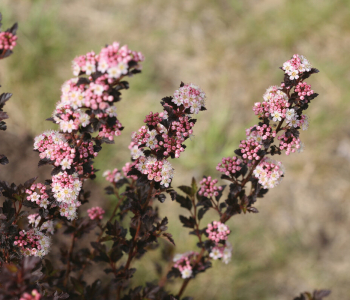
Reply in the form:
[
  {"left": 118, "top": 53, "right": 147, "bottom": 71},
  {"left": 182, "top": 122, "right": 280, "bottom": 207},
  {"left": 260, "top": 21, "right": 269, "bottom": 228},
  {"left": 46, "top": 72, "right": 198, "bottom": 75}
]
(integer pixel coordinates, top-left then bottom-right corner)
[{"left": 0, "top": 13, "right": 330, "bottom": 300}]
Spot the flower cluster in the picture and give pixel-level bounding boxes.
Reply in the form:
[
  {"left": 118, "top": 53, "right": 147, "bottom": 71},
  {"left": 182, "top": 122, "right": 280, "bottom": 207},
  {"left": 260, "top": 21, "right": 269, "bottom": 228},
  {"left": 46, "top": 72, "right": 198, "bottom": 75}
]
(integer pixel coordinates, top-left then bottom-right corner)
[
  {"left": 209, "top": 242, "right": 233, "bottom": 264},
  {"left": 216, "top": 156, "right": 242, "bottom": 177},
  {"left": 0, "top": 31, "right": 17, "bottom": 51},
  {"left": 173, "top": 251, "right": 199, "bottom": 279},
  {"left": 51, "top": 172, "right": 82, "bottom": 220},
  {"left": 253, "top": 157, "right": 285, "bottom": 189},
  {"left": 295, "top": 82, "right": 314, "bottom": 101},
  {"left": 27, "top": 214, "right": 54, "bottom": 235},
  {"left": 103, "top": 168, "right": 123, "bottom": 184},
  {"left": 206, "top": 221, "right": 230, "bottom": 243},
  {"left": 14, "top": 229, "right": 51, "bottom": 258},
  {"left": 198, "top": 176, "right": 222, "bottom": 198},
  {"left": 135, "top": 156, "right": 174, "bottom": 187},
  {"left": 246, "top": 124, "right": 277, "bottom": 144},
  {"left": 127, "top": 83, "right": 206, "bottom": 189},
  {"left": 282, "top": 54, "right": 312, "bottom": 80},
  {"left": 34, "top": 130, "right": 75, "bottom": 170},
  {"left": 72, "top": 42, "right": 144, "bottom": 80},
  {"left": 239, "top": 139, "right": 262, "bottom": 162},
  {"left": 277, "top": 132, "right": 302, "bottom": 155},
  {"left": 20, "top": 290, "right": 41, "bottom": 300},
  {"left": 172, "top": 83, "right": 206, "bottom": 114},
  {"left": 206, "top": 222, "right": 232, "bottom": 264},
  {"left": 26, "top": 183, "right": 49, "bottom": 209},
  {"left": 87, "top": 206, "right": 105, "bottom": 220}
]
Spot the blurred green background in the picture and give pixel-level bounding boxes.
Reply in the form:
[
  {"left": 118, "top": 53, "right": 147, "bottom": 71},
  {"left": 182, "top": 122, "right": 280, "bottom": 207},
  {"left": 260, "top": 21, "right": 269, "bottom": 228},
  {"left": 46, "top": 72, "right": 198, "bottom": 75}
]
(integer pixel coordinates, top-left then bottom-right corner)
[{"left": 1, "top": 0, "right": 350, "bottom": 299}]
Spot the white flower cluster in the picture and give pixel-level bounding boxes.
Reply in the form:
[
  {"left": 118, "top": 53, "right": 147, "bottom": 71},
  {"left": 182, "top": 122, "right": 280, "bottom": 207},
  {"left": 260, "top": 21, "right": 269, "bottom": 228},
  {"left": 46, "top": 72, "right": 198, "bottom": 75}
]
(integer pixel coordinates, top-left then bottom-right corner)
[
  {"left": 18, "top": 229, "right": 51, "bottom": 258},
  {"left": 253, "top": 158, "right": 285, "bottom": 189},
  {"left": 135, "top": 155, "right": 174, "bottom": 188},
  {"left": 282, "top": 54, "right": 312, "bottom": 80},
  {"left": 51, "top": 172, "right": 82, "bottom": 220},
  {"left": 172, "top": 83, "right": 206, "bottom": 114},
  {"left": 209, "top": 242, "right": 233, "bottom": 264}
]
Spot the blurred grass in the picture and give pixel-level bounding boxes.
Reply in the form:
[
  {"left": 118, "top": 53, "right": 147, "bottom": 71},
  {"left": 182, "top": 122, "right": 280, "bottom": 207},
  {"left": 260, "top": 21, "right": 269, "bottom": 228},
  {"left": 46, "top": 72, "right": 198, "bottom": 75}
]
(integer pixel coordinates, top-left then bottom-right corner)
[{"left": 1, "top": 0, "right": 350, "bottom": 299}]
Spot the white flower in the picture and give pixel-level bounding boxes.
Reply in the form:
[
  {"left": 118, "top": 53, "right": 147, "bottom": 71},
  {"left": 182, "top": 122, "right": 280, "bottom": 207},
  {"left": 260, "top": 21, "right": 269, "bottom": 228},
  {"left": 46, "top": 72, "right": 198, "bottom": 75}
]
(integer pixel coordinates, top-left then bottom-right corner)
[
  {"left": 72, "top": 64, "right": 80, "bottom": 76},
  {"left": 181, "top": 268, "right": 192, "bottom": 279},
  {"left": 131, "top": 146, "right": 143, "bottom": 160},
  {"left": 217, "top": 223, "right": 228, "bottom": 233},
  {"left": 107, "top": 66, "right": 121, "bottom": 79},
  {"left": 285, "top": 108, "right": 296, "bottom": 120},
  {"left": 93, "top": 84, "right": 104, "bottom": 96},
  {"left": 146, "top": 138, "right": 157, "bottom": 149},
  {"left": 117, "top": 62, "right": 128, "bottom": 75},
  {"left": 85, "top": 62, "right": 96, "bottom": 75},
  {"left": 209, "top": 248, "right": 222, "bottom": 260},
  {"left": 106, "top": 105, "right": 117, "bottom": 117},
  {"left": 297, "top": 142, "right": 305, "bottom": 153},
  {"left": 97, "top": 60, "right": 109, "bottom": 73},
  {"left": 79, "top": 113, "right": 90, "bottom": 127},
  {"left": 289, "top": 70, "right": 299, "bottom": 80},
  {"left": 287, "top": 118, "right": 299, "bottom": 128},
  {"left": 40, "top": 199, "right": 49, "bottom": 209},
  {"left": 61, "top": 159, "right": 71, "bottom": 170},
  {"left": 172, "top": 96, "right": 183, "bottom": 106},
  {"left": 272, "top": 111, "right": 282, "bottom": 122}
]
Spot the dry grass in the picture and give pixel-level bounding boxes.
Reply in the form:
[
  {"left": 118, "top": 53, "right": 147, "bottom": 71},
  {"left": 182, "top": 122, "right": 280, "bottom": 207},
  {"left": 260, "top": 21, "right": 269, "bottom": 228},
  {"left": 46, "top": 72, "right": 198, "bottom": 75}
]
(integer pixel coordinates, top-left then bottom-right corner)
[{"left": 1, "top": 0, "right": 350, "bottom": 298}]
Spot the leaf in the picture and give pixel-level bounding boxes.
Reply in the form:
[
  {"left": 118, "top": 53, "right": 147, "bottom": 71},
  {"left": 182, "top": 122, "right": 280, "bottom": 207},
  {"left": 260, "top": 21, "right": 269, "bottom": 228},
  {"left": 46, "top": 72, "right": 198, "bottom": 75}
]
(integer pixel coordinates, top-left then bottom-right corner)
[
  {"left": 104, "top": 186, "right": 114, "bottom": 195},
  {"left": 23, "top": 177, "right": 38, "bottom": 189},
  {"left": 198, "top": 207, "right": 209, "bottom": 220},
  {"left": 179, "top": 215, "right": 196, "bottom": 229},
  {"left": 0, "top": 155, "right": 9, "bottom": 165},
  {"left": 175, "top": 194, "right": 192, "bottom": 211},
  {"left": 70, "top": 276, "right": 84, "bottom": 294},
  {"left": 178, "top": 185, "right": 193, "bottom": 197},
  {"left": 313, "top": 290, "right": 331, "bottom": 300},
  {"left": 162, "top": 232, "right": 175, "bottom": 246}
]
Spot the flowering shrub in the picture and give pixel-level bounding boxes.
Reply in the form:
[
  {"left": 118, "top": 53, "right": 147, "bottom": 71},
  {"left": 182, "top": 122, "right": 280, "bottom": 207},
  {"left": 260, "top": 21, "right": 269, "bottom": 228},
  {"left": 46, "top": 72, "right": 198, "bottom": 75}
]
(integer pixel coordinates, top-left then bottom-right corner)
[{"left": 0, "top": 13, "right": 331, "bottom": 300}]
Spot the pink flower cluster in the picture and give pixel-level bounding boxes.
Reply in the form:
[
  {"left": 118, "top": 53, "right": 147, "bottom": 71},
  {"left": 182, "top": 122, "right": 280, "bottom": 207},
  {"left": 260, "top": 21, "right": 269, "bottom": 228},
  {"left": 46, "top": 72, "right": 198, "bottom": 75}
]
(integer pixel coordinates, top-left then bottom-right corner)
[
  {"left": 0, "top": 31, "right": 17, "bottom": 51},
  {"left": 246, "top": 124, "right": 277, "bottom": 144},
  {"left": 34, "top": 130, "right": 75, "bottom": 170},
  {"left": 206, "top": 221, "right": 230, "bottom": 243},
  {"left": 20, "top": 290, "right": 41, "bottom": 300},
  {"left": 103, "top": 168, "right": 123, "bottom": 183},
  {"left": 54, "top": 104, "right": 90, "bottom": 133},
  {"left": 173, "top": 251, "right": 199, "bottom": 279},
  {"left": 135, "top": 156, "right": 174, "bottom": 187},
  {"left": 239, "top": 139, "right": 262, "bottom": 162},
  {"left": 87, "top": 206, "right": 105, "bottom": 220},
  {"left": 198, "top": 176, "right": 222, "bottom": 198},
  {"left": 253, "top": 157, "right": 285, "bottom": 189},
  {"left": 172, "top": 83, "right": 206, "bottom": 114},
  {"left": 144, "top": 111, "right": 162, "bottom": 127},
  {"left": 72, "top": 42, "right": 144, "bottom": 80},
  {"left": 282, "top": 54, "right": 312, "bottom": 80},
  {"left": 216, "top": 156, "right": 242, "bottom": 177},
  {"left": 14, "top": 229, "right": 51, "bottom": 258},
  {"left": 295, "top": 82, "right": 314, "bottom": 101},
  {"left": 26, "top": 183, "right": 49, "bottom": 209},
  {"left": 76, "top": 141, "right": 98, "bottom": 163},
  {"left": 277, "top": 132, "right": 302, "bottom": 155},
  {"left": 128, "top": 83, "right": 205, "bottom": 188},
  {"left": 206, "top": 222, "right": 232, "bottom": 264},
  {"left": 209, "top": 242, "right": 233, "bottom": 264},
  {"left": 51, "top": 172, "right": 82, "bottom": 220},
  {"left": 98, "top": 120, "right": 123, "bottom": 141}
]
